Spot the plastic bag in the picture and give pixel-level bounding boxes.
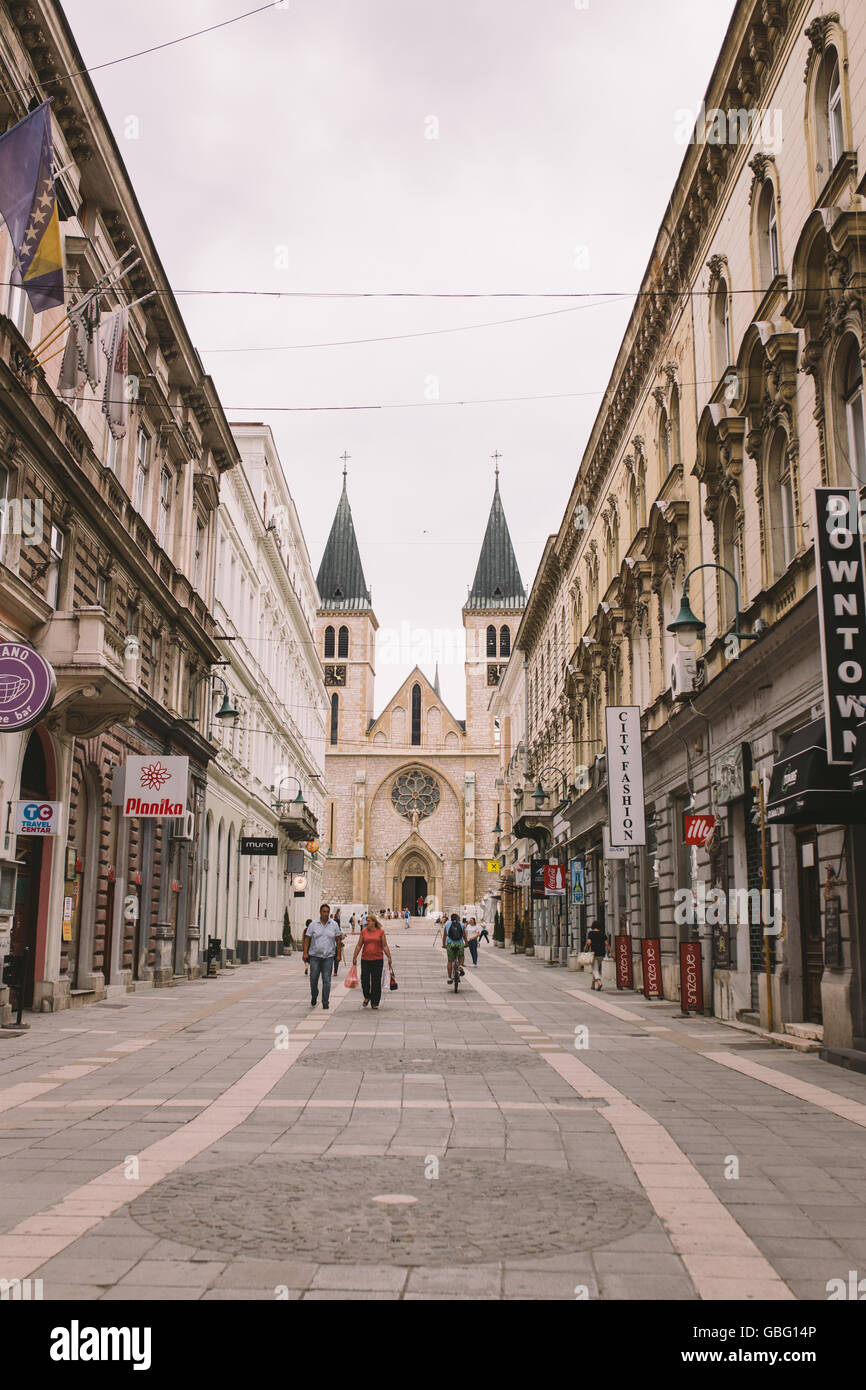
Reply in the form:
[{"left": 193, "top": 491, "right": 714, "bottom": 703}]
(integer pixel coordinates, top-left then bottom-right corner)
[
  {"left": 382, "top": 959, "right": 391, "bottom": 991},
  {"left": 344, "top": 964, "right": 359, "bottom": 989}
]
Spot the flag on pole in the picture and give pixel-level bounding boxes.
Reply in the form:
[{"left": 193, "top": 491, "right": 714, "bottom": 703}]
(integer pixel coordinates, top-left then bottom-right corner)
[{"left": 0, "top": 103, "right": 64, "bottom": 313}]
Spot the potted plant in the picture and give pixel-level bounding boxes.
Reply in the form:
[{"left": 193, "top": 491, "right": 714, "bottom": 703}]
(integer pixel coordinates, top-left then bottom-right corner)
[
  {"left": 493, "top": 910, "right": 505, "bottom": 948},
  {"left": 282, "top": 908, "right": 293, "bottom": 955},
  {"left": 512, "top": 914, "right": 525, "bottom": 953}
]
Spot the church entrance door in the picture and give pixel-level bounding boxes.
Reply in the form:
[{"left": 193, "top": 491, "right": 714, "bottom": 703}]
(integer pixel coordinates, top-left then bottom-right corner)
[{"left": 401, "top": 876, "right": 427, "bottom": 915}]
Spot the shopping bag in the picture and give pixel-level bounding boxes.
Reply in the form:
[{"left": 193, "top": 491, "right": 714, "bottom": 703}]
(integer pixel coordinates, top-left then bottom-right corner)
[
  {"left": 389, "top": 967, "right": 398, "bottom": 991},
  {"left": 382, "top": 959, "right": 391, "bottom": 990},
  {"left": 344, "top": 964, "right": 359, "bottom": 989},
  {"left": 577, "top": 951, "right": 594, "bottom": 967}
]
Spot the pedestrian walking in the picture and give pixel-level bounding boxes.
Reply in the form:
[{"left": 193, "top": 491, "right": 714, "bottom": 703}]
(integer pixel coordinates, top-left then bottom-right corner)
[
  {"left": 479, "top": 922, "right": 490, "bottom": 944},
  {"left": 404, "top": 907, "right": 410, "bottom": 929},
  {"left": 586, "top": 919, "right": 608, "bottom": 990},
  {"left": 417, "top": 894, "right": 425, "bottom": 917},
  {"left": 352, "top": 914, "right": 393, "bottom": 1011},
  {"left": 303, "top": 903, "right": 343, "bottom": 1009},
  {"left": 303, "top": 919, "right": 312, "bottom": 976},
  {"left": 465, "top": 916, "right": 481, "bottom": 966}
]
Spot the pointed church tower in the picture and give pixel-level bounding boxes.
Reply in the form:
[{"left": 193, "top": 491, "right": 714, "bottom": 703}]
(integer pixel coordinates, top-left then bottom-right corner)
[
  {"left": 316, "top": 468, "right": 378, "bottom": 749},
  {"left": 463, "top": 463, "right": 525, "bottom": 746}
]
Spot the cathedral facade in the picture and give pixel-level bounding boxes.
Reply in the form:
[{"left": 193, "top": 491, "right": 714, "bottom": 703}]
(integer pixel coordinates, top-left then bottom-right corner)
[{"left": 316, "top": 475, "right": 525, "bottom": 915}]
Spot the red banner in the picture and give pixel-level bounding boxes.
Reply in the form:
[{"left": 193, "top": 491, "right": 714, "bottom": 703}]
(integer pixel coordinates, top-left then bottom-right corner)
[
  {"left": 679, "top": 940, "right": 704, "bottom": 1012},
  {"left": 544, "top": 864, "right": 566, "bottom": 896},
  {"left": 641, "top": 937, "right": 663, "bottom": 999},
  {"left": 615, "top": 934, "right": 633, "bottom": 989},
  {"left": 683, "top": 813, "right": 716, "bottom": 846}
]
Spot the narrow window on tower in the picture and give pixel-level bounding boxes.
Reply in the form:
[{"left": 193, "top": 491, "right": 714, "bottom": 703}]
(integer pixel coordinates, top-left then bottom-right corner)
[
  {"left": 338, "top": 624, "right": 349, "bottom": 658},
  {"left": 486, "top": 624, "right": 496, "bottom": 657},
  {"left": 324, "top": 625, "right": 335, "bottom": 658},
  {"left": 500, "top": 625, "right": 511, "bottom": 657},
  {"left": 330, "top": 693, "right": 339, "bottom": 745},
  {"left": 411, "top": 683, "right": 422, "bottom": 745}
]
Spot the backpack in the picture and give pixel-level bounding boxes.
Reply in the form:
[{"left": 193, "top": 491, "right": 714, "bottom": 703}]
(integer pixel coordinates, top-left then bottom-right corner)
[{"left": 447, "top": 919, "right": 463, "bottom": 942}]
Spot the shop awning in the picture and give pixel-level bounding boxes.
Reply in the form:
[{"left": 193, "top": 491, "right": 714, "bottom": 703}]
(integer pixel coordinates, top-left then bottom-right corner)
[
  {"left": 766, "top": 719, "right": 866, "bottom": 826},
  {"left": 850, "top": 719, "right": 866, "bottom": 792}
]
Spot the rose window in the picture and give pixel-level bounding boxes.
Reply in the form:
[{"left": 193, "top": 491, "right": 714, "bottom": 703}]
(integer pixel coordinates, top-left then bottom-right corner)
[{"left": 391, "top": 769, "right": 440, "bottom": 822}]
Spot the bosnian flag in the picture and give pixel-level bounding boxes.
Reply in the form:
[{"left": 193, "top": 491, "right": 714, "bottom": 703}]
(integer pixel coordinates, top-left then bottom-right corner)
[{"left": 0, "top": 102, "right": 64, "bottom": 312}]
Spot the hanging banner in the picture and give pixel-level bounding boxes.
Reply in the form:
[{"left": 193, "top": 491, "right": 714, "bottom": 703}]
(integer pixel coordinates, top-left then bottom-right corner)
[
  {"left": 605, "top": 706, "right": 646, "bottom": 846},
  {"left": 515, "top": 862, "right": 531, "bottom": 887},
  {"left": 684, "top": 813, "right": 716, "bottom": 846},
  {"left": 570, "top": 857, "right": 585, "bottom": 906},
  {"left": 615, "top": 934, "right": 633, "bottom": 989},
  {"left": 530, "top": 859, "right": 546, "bottom": 900},
  {"left": 293, "top": 873, "right": 307, "bottom": 897},
  {"left": 15, "top": 800, "right": 62, "bottom": 836},
  {"left": 679, "top": 940, "right": 703, "bottom": 1012},
  {"left": 813, "top": 488, "right": 866, "bottom": 763},
  {"left": 114, "top": 757, "right": 189, "bottom": 818},
  {"left": 240, "top": 837, "right": 278, "bottom": 856},
  {"left": 640, "top": 937, "right": 663, "bottom": 999},
  {"left": 544, "top": 864, "right": 566, "bottom": 896}
]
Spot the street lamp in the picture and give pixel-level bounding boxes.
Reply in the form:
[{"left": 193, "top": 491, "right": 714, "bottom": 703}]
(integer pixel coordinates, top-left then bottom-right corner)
[
  {"left": 270, "top": 774, "right": 307, "bottom": 815},
  {"left": 667, "top": 564, "right": 760, "bottom": 648},
  {"left": 530, "top": 766, "right": 570, "bottom": 808},
  {"left": 185, "top": 672, "right": 239, "bottom": 725}
]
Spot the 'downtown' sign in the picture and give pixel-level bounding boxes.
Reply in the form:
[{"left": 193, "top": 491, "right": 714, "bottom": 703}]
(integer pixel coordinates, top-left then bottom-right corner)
[
  {"left": 605, "top": 706, "right": 646, "bottom": 847},
  {"left": 813, "top": 488, "right": 866, "bottom": 764}
]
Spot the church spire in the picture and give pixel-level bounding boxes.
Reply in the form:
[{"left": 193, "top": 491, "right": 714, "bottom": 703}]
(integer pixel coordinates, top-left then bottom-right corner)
[
  {"left": 316, "top": 465, "right": 372, "bottom": 610},
  {"left": 464, "top": 458, "right": 525, "bottom": 611}
]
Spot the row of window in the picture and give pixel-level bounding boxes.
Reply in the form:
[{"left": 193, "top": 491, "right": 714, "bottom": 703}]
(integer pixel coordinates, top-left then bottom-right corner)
[
  {"left": 323, "top": 624, "right": 349, "bottom": 659},
  {"left": 486, "top": 624, "right": 511, "bottom": 658}
]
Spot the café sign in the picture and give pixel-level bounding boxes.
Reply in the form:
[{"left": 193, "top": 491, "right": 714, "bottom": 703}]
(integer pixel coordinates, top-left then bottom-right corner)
[{"left": 0, "top": 643, "right": 55, "bottom": 730}]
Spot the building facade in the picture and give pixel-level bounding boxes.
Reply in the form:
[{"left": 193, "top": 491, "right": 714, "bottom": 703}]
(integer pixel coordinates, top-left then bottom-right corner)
[
  {"left": 317, "top": 472, "right": 524, "bottom": 916},
  {"left": 202, "top": 423, "right": 326, "bottom": 962},
  {"left": 0, "top": 1, "right": 239, "bottom": 1018},
  {"left": 497, "top": 0, "right": 866, "bottom": 1053}
]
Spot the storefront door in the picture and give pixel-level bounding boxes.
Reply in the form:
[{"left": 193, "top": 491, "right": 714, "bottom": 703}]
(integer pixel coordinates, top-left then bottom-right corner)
[
  {"left": 797, "top": 830, "right": 823, "bottom": 1024},
  {"left": 11, "top": 839, "right": 41, "bottom": 1009}
]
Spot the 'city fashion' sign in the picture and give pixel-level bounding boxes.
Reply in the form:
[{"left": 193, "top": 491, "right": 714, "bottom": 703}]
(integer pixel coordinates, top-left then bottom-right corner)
[
  {"left": 114, "top": 757, "right": 189, "bottom": 818},
  {"left": 615, "top": 934, "right": 633, "bottom": 989},
  {"left": 640, "top": 937, "right": 663, "bottom": 999},
  {"left": 0, "top": 642, "right": 55, "bottom": 730},
  {"left": 679, "top": 940, "right": 703, "bottom": 1012},
  {"left": 813, "top": 487, "right": 866, "bottom": 763},
  {"left": 605, "top": 706, "right": 646, "bottom": 846},
  {"left": 15, "top": 800, "right": 61, "bottom": 836},
  {"left": 240, "top": 837, "right": 279, "bottom": 856}
]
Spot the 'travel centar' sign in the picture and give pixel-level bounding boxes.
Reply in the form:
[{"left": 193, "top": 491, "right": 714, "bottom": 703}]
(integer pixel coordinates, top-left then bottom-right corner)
[
  {"left": 813, "top": 488, "right": 866, "bottom": 764},
  {"left": 114, "top": 757, "right": 189, "bottom": 818},
  {"left": 605, "top": 706, "right": 646, "bottom": 847}
]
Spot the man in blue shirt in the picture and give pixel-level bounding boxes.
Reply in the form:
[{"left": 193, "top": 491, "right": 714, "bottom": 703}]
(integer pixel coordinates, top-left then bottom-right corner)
[{"left": 303, "top": 903, "right": 343, "bottom": 1010}]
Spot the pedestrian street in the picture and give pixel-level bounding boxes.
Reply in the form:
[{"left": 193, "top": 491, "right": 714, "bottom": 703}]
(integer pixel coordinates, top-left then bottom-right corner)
[{"left": 0, "top": 922, "right": 864, "bottom": 1303}]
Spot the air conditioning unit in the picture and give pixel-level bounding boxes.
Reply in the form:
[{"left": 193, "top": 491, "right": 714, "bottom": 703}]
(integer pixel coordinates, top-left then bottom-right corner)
[
  {"left": 671, "top": 649, "right": 698, "bottom": 700},
  {"left": 173, "top": 810, "right": 195, "bottom": 840}
]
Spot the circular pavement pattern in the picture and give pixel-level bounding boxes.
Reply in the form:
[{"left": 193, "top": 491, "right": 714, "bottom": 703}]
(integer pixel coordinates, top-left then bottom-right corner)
[
  {"left": 294, "top": 1046, "right": 541, "bottom": 1072},
  {"left": 129, "top": 1157, "right": 652, "bottom": 1264}
]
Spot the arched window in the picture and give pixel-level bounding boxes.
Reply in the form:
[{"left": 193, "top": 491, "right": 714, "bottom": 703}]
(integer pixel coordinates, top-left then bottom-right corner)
[
  {"left": 499, "top": 624, "right": 511, "bottom": 657},
  {"left": 835, "top": 335, "right": 866, "bottom": 490},
  {"left": 661, "top": 582, "right": 676, "bottom": 691},
  {"left": 713, "top": 278, "right": 732, "bottom": 375},
  {"left": 486, "top": 624, "right": 497, "bottom": 657},
  {"left": 828, "top": 52, "right": 844, "bottom": 167},
  {"left": 628, "top": 475, "right": 638, "bottom": 534},
  {"left": 411, "top": 682, "right": 422, "bottom": 745},
  {"left": 324, "top": 625, "right": 335, "bottom": 658},
  {"left": 330, "top": 693, "right": 339, "bottom": 745},
  {"left": 759, "top": 181, "right": 780, "bottom": 282},
  {"left": 765, "top": 428, "right": 795, "bottom": 581},
  {"left": 632, "top": 616, "right": 651, "bottom": 711},
  {"left": 637, "top": 463, "right": 647, "bottom": 528},
  {"left": 719, "top": 496, "right": 742, "bottom": 629},
  {"left": 337, "top": 625, "right": 349, "bottom": 658},
  {"left": 669, "top": 387, "right": 681, "bottom": 470}
]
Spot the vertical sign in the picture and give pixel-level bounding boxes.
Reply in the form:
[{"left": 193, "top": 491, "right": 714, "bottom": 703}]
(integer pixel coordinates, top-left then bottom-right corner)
[
  {"left": 530, "top": 859, "right": 546, "bottom": 900},
  {"left": 570, "top": 857, "right": 585, "bottom": 906},
  {"left": 544, "top": 864, "right": 566, "bottom": 896},
  {"left": 615, "top": 934, "right": 633, "bottom": 989},
  {"left": 812, "top": 488, "right": 866, "bottom": 763},
  {"left": 679, "top": 940, "right": 703, "bottom": 1012},
  {"left": 605, "top": 706, "right": 646, "bottom": 846},
  {"left": 640, "top": 937, "right": 663, "bottom": 999}
]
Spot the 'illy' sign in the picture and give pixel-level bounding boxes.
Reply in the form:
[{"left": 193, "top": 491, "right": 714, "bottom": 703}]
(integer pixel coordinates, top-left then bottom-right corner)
[{"left": 813, "top": 488, "right": 866, "bottom": 764}]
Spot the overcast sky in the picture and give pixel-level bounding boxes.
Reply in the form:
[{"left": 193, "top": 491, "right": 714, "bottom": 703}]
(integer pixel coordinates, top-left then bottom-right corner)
[{"left": 64, "top": 0, "right": 733, "bottom": 719}]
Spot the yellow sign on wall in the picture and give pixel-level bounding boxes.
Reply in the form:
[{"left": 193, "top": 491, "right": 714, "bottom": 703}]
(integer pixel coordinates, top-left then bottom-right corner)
[{"left": 487, "top": 859, "right": 501, "bottom": 873}]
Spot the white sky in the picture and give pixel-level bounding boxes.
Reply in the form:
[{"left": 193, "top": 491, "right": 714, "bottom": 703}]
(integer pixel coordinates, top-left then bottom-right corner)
[{"left": 63, "top": 0, "right": 734, "bottom": 719}]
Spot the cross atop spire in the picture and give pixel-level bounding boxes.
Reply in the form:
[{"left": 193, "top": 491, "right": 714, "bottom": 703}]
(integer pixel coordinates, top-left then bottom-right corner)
[
  {"left": 491, "top": 450, "right": 501, "bottom": 486},
  {"left": 340, "top": 451, "right": 351, "bottom": 483}
]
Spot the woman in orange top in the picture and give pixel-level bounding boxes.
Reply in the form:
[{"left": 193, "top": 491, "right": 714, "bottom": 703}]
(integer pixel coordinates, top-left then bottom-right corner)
[{"left": 352, "top": 914, "right": 393, "bottom": 1010}]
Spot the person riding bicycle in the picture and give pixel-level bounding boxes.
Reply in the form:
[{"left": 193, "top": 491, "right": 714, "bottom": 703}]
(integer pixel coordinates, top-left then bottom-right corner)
[{"left": 443, "top": 911, "right": 467, "bottom": 984}]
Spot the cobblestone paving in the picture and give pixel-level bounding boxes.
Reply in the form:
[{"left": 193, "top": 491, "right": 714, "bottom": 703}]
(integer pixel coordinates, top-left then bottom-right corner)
[{"left": 0, "top": 929, "right": 864, "bottom": 1298}]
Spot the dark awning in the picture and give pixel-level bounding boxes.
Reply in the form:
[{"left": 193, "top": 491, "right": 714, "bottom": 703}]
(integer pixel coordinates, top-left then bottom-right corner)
[
  {"left": 766, "top": 719, "right": 866, "bottom": 826},
  {"left": 850, "top": 719, "right": 866, "bottom": 792}
]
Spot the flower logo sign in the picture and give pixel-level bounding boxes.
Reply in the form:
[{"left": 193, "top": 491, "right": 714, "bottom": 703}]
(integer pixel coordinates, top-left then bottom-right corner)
[
  {"left": 120, "top": 755, "right": 189, "bottom": 818},
  {"left": 139, "top": 761, "right": 172, "bottom": 791}
]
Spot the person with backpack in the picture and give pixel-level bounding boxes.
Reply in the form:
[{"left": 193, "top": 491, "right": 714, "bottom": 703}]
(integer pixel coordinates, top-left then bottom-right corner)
[
  {"left": 352, "top": 914, "right": 393, "bottom": 1010},
  {"left": 442, "top": 911, "right": 467, "bottom": 984}
]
